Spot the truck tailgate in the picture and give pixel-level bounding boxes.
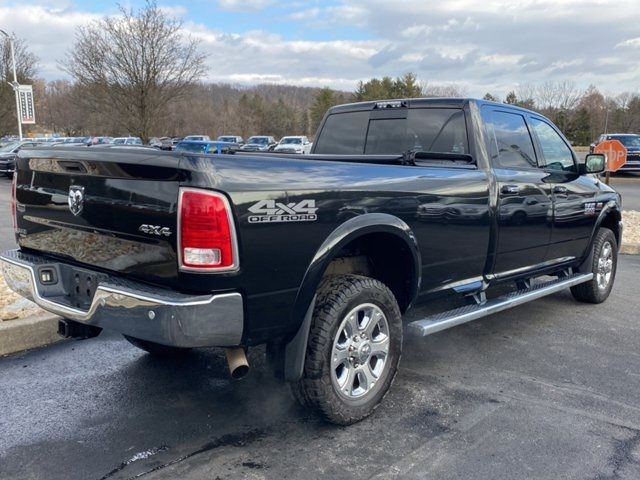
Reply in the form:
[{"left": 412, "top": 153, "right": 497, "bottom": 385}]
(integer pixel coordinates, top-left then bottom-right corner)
[{"left": 14, "top": 148, "right": 184, "bottom": 283}]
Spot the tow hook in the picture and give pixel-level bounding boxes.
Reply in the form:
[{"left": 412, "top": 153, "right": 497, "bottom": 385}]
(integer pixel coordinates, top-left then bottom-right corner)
[{"left": 57, "top": 319, "right": 102, "bottom": 339}]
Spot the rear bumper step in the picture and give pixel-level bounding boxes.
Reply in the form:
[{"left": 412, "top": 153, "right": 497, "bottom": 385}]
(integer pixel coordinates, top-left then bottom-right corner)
[
  {"left": 408, "top": 273, "right": 593, "bottom": 336},
  {"left": 1, "top": 249, "right": 244, "bottom": 348}
]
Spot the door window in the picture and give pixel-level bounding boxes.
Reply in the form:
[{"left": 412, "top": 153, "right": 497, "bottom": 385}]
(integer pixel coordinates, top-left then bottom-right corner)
[
  {"left": 487, "top": 111, "right": 538, "bottom": 169},
  {"left": 529, "top": 118, "right": 575, "bottom": 171}
]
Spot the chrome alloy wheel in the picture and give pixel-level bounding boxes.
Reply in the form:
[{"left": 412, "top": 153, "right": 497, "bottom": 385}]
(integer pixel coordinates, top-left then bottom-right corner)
[
  {"left": 596, "top": 240, "right": 614, "bottom": 290},
  {"left": 331, "top": 303, "right": 390, "bottom": 399}
]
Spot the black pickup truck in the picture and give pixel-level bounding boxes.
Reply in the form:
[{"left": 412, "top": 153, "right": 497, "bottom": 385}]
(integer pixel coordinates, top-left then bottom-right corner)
[{"left": 1, "top": 98, "right": 621, "bottom": 425}]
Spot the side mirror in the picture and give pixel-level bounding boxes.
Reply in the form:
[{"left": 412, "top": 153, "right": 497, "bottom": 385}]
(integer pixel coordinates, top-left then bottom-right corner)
[{"left": 583, "top": 153, "right": 606, "bottom": 174}]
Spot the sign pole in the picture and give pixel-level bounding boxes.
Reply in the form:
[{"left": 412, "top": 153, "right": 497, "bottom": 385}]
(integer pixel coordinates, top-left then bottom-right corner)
[
  {"left": 0, "top": 30, "right": 22, "bottom": 140},
  {"left": 9, "top": 36, "right": 22, "bottom": 140}
]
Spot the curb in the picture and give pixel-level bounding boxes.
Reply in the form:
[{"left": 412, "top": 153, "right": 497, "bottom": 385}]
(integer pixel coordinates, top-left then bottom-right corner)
[
  {"left": 0, "top": 314, "right": 63, "bottom": 357},
  {"left": 620, "top": 243, "right": 640, "bottom": 255}
]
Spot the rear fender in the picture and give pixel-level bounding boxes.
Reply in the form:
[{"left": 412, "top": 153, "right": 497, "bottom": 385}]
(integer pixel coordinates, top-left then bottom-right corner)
[{"left": 284, "top": 213, "right": 421, "bottom": 381}]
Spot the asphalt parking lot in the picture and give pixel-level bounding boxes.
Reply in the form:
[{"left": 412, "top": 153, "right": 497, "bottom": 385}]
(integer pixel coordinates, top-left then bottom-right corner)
[
  {"left": 1, "top": 255, "right": 639, "bottom": 480},
  {"left": 1, "top": 173, "right": 640, "bottom": 480}
]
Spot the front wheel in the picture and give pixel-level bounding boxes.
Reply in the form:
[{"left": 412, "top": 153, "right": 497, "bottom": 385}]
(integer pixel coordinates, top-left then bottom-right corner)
[
  {"left": 571, "top": 227, "right": 618, "bottom": 303},
  {"left": 291, "top": 275, "right": 402, "bottom": 425}
]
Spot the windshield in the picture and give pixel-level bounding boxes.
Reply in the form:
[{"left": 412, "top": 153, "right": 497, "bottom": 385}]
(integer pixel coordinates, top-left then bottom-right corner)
[
  {"left": 176, "top": 142, "right": 207, "bottom": 153},
  {"left": 248, "top": 137, "right": 269, "bottom": 145},
  {"left": 0, "top": 141, "right": 19, "bottom": 152},
  {"left": 281, "top": 138, "right": 301, "bottom": 144},
  {"left": 113, "top": 138, "right": 125, "bottom": 144},
  {"left": 611, "top": 135, "right": 640, "bottom": 148},
  {"left": 218, "top": 137, "right": 236, "bottom": 142}
]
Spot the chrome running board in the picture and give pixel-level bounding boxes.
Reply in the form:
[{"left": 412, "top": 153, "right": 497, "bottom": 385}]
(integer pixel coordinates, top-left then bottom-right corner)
[{"left": 408, "top": 273, "right": 593, "bottom": 337}]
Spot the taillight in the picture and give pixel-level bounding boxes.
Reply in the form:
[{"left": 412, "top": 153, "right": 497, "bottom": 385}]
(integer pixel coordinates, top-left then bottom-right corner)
[
  {"left": 10, "top": 173, "right": 17, "bottom": 231},
  {"left": 178, "top": 188, "right": 238, "bottom": 271}
]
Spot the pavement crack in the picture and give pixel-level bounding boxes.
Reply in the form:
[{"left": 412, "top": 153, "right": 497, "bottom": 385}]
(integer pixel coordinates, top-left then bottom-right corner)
[
  {"left": 124, "top": 426, "right": 268, "bottom": 479},
  {"left": 98, "top": 446, "right": 169, "bottom": 480},
  {"left": 593, "top": 427, "right": 640, "bottom": 479}
]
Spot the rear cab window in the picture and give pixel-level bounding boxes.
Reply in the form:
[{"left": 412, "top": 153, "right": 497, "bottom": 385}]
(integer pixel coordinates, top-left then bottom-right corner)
[{"left": 313, "top": 108, "right": 469, "bottom": 156}]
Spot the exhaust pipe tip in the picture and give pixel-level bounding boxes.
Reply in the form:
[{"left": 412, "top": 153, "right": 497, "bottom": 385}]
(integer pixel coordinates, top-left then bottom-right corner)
[{"left": 225, "top": 347, "right": 250, "bottom": 379}]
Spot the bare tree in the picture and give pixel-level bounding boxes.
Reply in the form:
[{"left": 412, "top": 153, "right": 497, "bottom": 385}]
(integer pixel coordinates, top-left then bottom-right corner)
[
  {"left": 61, "top": 0, "right": 206, "bottom": 142},
  {"left": 421, "top": 82, "right": 467, "bottom": 98},
  {"left": 533, "top": 80, "right": 582, "bottom": 111}
]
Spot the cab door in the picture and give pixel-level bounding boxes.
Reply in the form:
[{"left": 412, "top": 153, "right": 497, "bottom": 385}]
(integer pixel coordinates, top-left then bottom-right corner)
[
  {"left": 527, "top": 116, "right": 599, "bottom": 261},
  {"left": 482, "top": 107, "right": 553, "bottom": 276}
]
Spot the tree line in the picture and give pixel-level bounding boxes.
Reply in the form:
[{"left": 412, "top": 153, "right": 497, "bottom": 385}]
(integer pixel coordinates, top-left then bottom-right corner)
[{"left": 0, "top": 1, "right": 638, "bottom": 145}]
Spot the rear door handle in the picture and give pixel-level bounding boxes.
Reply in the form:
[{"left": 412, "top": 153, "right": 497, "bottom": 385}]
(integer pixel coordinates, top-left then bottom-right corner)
[
  {"left": 501, "top": 185, "right": 520, "bottom": 195},
  {"left": 553, "top": 186, "right": 568, "bottom": 195}
]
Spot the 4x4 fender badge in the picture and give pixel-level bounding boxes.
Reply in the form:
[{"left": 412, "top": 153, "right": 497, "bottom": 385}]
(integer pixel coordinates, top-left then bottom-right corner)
[{"left": 248, "top": 199, "right": 318, "bottom": 223}]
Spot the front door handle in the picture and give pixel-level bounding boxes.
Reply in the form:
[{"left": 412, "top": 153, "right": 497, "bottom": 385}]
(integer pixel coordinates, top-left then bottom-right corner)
[
  {"left": 501, "top": 184, "right": 520, "bottom": 195},
  {"left": 553, "top": 185, "right": 568, "bottom": 195}
]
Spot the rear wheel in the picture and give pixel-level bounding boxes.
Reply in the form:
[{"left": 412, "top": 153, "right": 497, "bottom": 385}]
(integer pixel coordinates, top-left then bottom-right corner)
[
  {"left": 571, "top": 227, "right": 617, "bottom": 303},
  {"left": 291, "top": 274, "right": 402, "bottom": 425},
  {"left": 123, "top": 335, "right": 191, "bottom": 357}
]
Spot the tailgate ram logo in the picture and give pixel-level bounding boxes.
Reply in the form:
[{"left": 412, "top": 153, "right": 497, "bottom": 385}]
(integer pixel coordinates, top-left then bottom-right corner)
[
  {"left": 68, "top": 185, "right": 85, "bottom": 216},
  {"left": 248, "top": 199, "right": 318, "bottom": 223}
]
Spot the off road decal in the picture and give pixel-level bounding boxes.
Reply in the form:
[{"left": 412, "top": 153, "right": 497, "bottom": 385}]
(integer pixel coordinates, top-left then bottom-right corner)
[{"left": 248, "top": 199, "right": 318, "bottom": 223}]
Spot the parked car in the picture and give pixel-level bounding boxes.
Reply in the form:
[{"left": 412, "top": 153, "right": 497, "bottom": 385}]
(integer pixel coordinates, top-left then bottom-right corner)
[
  {"left": 273, "top": 136, "right": 312, "bottom": 154},
  {"left": 590, "top": 133, "right": 640, "bottom": 172},
  {"left": 112, "top": 137, "right": 143, "bottom": 145},
  {"left": 217, "top": 135, "right": 244, "bottom": 144},
  {"left": 174, "top": 140, "right": 239, "bottom": 154},
  {"left": 89, "top": 136, "right": 113, "bottom": 145},
  {"left": 0, "top": 140, "right": 42, "bottom": 176},
  {"left": 2, "top": 98, "right": 620, "bottom": 426},
  {"left": 148, "top": 137, "right": 174, "bottom": 150},
  {"left": 240, "top": 136, "right": 277, "bottom": 152},
  {"left": 183, "top": 135, "right": 211, "bottom": 142}
]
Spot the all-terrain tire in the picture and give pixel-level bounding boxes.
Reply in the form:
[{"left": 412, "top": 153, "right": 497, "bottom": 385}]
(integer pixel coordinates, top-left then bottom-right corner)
[
  {"left": 571, "top": 227, "right": 618, "bottom": 304},
  {"left": 291, "top": 274, "right": 402, "bottom": 425},
  {"left": 123, "top": 335, "right": 192, "bottom": 357}
]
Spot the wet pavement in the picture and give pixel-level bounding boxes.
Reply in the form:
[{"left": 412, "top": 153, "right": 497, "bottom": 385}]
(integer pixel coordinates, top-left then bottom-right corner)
[{"left": 1, "top": 255, "right": 640, "bottom": 479}]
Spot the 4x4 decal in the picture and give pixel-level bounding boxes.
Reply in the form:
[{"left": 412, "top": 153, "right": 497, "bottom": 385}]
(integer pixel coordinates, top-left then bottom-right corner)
[{"left": 248, "top": 199, "right": 318, "bottom": 223}]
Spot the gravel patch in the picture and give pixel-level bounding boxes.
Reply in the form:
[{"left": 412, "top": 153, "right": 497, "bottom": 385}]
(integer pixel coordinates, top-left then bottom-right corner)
[
  {"left": 622, "top": 210, "right": 640, "bottom": 245},
  {"left": 0, "top": 276, "right": 44, "bottom": 321}
]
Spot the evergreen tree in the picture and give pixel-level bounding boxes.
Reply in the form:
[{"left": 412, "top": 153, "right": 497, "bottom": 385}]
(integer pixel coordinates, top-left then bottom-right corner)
[{"left": 310, "top": 87, "right": 340, "bottom": 133}]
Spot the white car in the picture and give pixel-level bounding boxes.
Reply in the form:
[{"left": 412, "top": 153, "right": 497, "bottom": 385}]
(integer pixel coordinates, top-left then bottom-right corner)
[
  {"left": 112, "top": 137, "right": 143, "bottom": 145},
  {"left": 273, "top": 136, "right": 312, "bottom": 154},
  {"left": 184, "top": 135, "right": 211, "bottom": 142}
]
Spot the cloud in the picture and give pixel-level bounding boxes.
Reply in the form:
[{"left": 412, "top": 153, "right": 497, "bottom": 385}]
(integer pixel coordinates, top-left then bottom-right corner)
[
  {"left": 0, "top": 0, "right": 638, "bottom": 98},
  {"left": 616, "top": 37, "right": 640, "bottom": 49},
  {"left": 0, "top": 5, "right": 101, "bottom": 79},
  {"left": 217, "top": 0, "right": 273, "bottom": 12}
]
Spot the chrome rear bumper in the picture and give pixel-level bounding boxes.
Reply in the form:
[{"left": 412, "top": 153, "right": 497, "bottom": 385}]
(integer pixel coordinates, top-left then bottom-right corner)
[{"left": 0, "top": 249, "right": 244, "bottom": 347}]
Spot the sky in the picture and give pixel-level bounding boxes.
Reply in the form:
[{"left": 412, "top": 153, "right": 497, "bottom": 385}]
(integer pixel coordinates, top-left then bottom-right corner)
[{"left": 0, "top": 0, "right": 639, "bottom": 98}]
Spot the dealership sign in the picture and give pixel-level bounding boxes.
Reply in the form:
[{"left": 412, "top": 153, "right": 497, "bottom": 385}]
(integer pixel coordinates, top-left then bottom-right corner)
[{"left": 18, "top": 85, "right": 35, "bottom": 124}]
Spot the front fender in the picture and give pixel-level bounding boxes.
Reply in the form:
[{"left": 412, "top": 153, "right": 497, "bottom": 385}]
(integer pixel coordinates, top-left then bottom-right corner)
[
  {"left": 577, "top": 201, "right": 622, "bottom": 272},
  {"left": 291, "top": 213, "right": 421, "bottom": 327}
]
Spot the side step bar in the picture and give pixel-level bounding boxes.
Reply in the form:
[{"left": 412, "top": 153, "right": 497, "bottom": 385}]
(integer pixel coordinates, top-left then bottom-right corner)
[{"left": 408, "top": 273, "right": 593, "bottom": 337}]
